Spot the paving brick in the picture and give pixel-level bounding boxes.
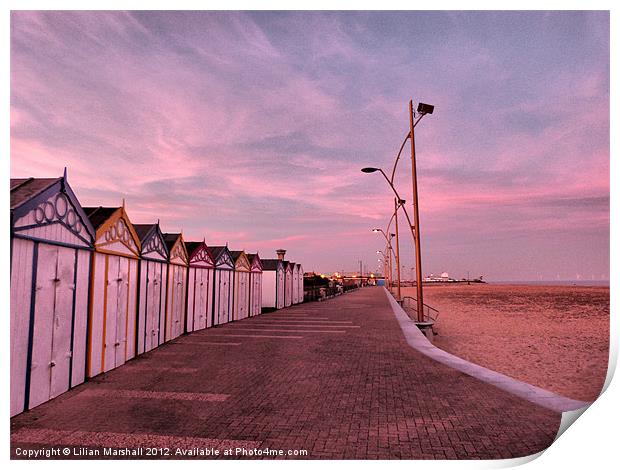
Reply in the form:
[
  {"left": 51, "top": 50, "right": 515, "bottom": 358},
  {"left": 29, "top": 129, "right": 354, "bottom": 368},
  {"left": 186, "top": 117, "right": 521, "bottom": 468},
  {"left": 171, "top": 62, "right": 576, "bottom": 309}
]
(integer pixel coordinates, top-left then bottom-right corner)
[{"left": 11, "top": 287, "right": 560, "bottom": 460}]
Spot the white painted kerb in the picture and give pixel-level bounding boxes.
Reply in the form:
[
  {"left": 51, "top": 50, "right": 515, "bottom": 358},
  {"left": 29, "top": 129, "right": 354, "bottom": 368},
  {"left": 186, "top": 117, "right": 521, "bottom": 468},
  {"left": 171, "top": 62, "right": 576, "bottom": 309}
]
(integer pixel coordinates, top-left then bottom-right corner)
[{"left": 384, "top": 288, "right": 590, "bottom": 413}]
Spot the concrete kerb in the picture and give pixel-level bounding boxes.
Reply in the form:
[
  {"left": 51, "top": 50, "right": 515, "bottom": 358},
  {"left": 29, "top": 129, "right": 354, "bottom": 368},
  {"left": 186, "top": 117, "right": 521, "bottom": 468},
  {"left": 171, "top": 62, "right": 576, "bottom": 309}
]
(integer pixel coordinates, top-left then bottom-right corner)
[{"left": 383, "top": 287, "right": 591, "bottom": 414}]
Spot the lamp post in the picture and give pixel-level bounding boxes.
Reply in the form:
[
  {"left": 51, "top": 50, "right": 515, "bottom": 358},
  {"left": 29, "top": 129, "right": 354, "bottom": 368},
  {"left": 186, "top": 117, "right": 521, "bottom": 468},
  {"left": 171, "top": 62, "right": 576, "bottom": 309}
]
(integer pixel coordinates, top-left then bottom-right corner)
[
  {"left": 377, "top": 240, "right": 392, "bottom": 290},
  {"left": 372, "top": 199, "right": 403, "bottom": 300},
  {"left": 362, "top": 167, "right": 416, "bottom": 245},
  {"left": 393, "top": 198, "right": 403, "bottom": 300},
  {"left": 409, "top": 100, "right": 433, "bottom": 322},
  {"left": 362, "top": 99, "right": 434, "bottom": 322},
  {"left": 376, "top": 250, "right": 389, "bottom": 288},
  {"left": 372, "top": 228, "right": 395, "bottom": 293}
]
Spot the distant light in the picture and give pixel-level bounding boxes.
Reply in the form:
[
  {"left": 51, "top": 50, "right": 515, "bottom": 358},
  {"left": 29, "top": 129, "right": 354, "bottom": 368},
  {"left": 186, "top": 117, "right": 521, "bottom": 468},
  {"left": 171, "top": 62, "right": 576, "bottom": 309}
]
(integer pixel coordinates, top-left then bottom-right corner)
[
  {"left": 361, "top": 167, "right": 379, "bottom": 173},
  {"left": 372, "top": 228, "right": 381, "bottom": 232},
  {"left": 417, "top": 103, "right": 435, "bottom": 115}
]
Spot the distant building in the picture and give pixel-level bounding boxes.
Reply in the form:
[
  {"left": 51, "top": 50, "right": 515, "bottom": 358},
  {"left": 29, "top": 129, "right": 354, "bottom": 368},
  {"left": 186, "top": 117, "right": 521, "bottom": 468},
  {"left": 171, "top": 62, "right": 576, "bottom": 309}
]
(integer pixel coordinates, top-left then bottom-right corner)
[{"left": 423, "top": 272, "right": 456, "bottom": 282}]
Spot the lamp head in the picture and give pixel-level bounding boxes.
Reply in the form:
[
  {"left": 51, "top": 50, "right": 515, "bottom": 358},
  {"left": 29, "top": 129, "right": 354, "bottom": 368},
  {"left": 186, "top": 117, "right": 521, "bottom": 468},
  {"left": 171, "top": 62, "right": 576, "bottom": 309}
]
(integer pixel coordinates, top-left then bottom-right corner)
[
  {"left": 372, "top": 228, "right": 381, "bottom": 233},
  {"left": 361, "top": 167, "right": 379, "bottom": 173},
  {"left": 417, "top": 103, "right": 435, "bottom": 115}
]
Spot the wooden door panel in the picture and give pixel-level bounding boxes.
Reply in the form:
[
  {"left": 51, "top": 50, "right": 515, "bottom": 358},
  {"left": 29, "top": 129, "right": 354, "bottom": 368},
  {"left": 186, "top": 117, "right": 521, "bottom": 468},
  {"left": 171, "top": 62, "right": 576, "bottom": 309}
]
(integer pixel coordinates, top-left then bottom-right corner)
[
  {"left": 49, "top": 247, "right": 75, "bottom": 399},
  {"left": 29, "top": 244, "right": 57, "bottom": 409}
]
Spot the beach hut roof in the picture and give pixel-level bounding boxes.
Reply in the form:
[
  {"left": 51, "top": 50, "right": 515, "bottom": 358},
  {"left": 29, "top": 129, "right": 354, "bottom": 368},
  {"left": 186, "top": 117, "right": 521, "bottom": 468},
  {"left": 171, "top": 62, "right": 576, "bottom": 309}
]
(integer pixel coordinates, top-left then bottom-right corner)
[
  {"left": 261, "top": 259, "right": 282, "bottom": 271},
  {"left": 163, "top": 233, "right": 188, "bottom": 265},
  {"left": 207, "top": 245, "right": 234, "bottom": 269},
  {"left": 247, "top": 253, "right": 263, "bottom": 272},
  {"left": 184, "top": 240, "right": 215, "bottom": 267},
  {"left": 83, "top": 206, "right": 141, "bottom": 258},
  {"left": 230, "top": 250, "right": 251, "bottom": 271},
  {"left": 184, "top": 241, "right": 203, "bottom": 256},
  {"left": 163, "top": 233, "right": 181, "bottom": 251},
  {"left": 230, "top": 250, "right": 244, "bottom": 260},
  {"left": 83, "top": 207, "right": 121, "bottom": 230},
  {"left": 11, "top": 177, "right": 61, "bottom": 210},
  {"left": 133, "top": 223, "right": 156, "bottom": 242},
  {"left": 133, "top": 223, "right": 168, "bottom": 260},
  {"left": 10, "top": 175, "right": 95, "bottom": 248}
]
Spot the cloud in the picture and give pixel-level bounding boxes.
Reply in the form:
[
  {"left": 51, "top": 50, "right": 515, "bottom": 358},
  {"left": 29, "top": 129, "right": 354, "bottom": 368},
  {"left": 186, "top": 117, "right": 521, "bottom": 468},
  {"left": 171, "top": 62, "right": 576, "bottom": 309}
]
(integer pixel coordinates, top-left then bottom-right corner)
[{"left": 10, "top": 11, "right": 609, "bottom": 278}]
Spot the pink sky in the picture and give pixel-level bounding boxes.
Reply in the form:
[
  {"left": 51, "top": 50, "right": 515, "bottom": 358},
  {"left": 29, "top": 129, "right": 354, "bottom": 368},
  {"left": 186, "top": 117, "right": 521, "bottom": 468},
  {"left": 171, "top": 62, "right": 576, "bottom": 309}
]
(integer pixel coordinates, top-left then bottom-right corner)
[{"left": 10, "top": 11, "right": 609, "bottom": 280}]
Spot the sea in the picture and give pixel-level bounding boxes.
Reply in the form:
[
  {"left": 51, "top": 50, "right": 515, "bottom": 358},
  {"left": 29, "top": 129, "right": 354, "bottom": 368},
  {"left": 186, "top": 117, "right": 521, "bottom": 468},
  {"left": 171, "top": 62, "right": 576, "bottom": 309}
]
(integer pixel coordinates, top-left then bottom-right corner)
[{"left": 490, "top": 280, "right": 610, "bottom": 287}]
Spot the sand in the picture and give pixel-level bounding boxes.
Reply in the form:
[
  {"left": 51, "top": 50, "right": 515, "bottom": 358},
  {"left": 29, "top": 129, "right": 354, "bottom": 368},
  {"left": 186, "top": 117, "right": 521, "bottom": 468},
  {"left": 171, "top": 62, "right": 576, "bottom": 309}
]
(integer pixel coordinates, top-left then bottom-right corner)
[{"left": 399, "top": 284, "right": 610, "bottom": 402}]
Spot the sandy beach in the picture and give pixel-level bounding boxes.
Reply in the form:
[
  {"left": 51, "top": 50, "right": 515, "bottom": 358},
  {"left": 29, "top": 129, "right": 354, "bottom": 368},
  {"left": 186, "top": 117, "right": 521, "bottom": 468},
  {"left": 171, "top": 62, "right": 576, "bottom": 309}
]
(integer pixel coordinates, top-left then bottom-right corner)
[{"left": 399, "top": 283, "right": 610, "bottom": 402}]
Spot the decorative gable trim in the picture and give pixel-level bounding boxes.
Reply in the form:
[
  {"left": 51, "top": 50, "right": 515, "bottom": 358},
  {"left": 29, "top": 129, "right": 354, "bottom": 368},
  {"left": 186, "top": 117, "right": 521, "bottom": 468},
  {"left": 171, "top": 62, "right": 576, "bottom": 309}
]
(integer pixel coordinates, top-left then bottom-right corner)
[
  {"left": 189, "top": 245, "right": 214, "bottom": 268},
  {"left": 95, "top": 209, "right": 140, "bottom": 258},
  {"left": 169, "top": 236, "right": 188, "bottom": 266},
  {"left": 215, "top": 251, "right": 234, "bottom": 270},
  {"left": 234, "top": 252, "right": 251, "bottom": 272},
  {"left": 250, "top": 255, "right": 263, "bottom": 273},
  {"left": 142, "top": 227, "right": 168, "bottom": 261},
  {"left": 11, "top": 178, "right": 95, "bottom": 248}
]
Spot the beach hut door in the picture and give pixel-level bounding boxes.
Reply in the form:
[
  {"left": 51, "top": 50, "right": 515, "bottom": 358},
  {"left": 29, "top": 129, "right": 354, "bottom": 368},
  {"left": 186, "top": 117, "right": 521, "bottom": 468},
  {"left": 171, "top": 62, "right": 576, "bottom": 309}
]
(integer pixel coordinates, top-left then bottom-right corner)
[
  {"left": 114, "top": 258, "right": 130, "bottom": 368},
  {"left": 219, "top": 272, "right": 230, "bottom": 324},
  {"left": 29, "top": 245, "right": 76, "bottom": 408},
  {"left": 197, "top": 269, "right": 208, "bottom": 330}
]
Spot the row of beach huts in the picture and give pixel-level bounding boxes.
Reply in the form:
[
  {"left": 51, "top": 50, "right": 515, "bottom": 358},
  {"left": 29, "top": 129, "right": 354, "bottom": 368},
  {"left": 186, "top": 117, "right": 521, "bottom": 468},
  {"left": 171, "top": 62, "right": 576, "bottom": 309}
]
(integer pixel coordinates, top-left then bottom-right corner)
[{"left": 10, "top": 173, "right": 303, "bottom": 417}]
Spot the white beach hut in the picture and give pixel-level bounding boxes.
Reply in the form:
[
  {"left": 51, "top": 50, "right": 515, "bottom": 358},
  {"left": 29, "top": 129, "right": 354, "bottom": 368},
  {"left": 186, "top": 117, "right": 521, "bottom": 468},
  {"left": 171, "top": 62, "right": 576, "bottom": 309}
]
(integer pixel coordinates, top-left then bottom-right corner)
[
  {"left": 283, "top": 261, "right": 293, "bottom": 308},
  {"left": 231, "top": 251, "right": 251, "bottom": 321},
  {"left": 208, "top": 246, "right": 235, "bottom": 326},
  {"left": 134, "top": 223, "right": 169, "bottom": 355},
  {"left": 184, "top": 240, "right": 215, "bottom": 332},
  {"left": 297, "top": 264, "right": 304, "bottom": 304},
  {"left": 248, "top": 253, "right": 263, "bottom": 317},
  {"left": 10, "top": 175, "right": 95, "bottom": 416},
  {"left": 291, "top": 263, "right": 299, "bottom": 305},
  {"left": 163, "top": 233, "right": 189, "bottom": 341},
  {"left": 84, "top": 205, "right": 141, "bottom": 378},
  {"left": 261, "top": 259, "right": 285, "bottom": 311}
]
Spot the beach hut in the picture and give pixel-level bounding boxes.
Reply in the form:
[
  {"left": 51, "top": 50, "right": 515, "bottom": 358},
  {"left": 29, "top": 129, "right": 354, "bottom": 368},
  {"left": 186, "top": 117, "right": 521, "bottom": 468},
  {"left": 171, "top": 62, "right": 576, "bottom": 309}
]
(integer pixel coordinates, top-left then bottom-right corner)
[
  {"left": 10, "top": 175, "right": 95, "bottom": 416},
  {"left": 297, "top": 264, "right": 304, "bottom": 304},
  {"left": 283, "top": 261, "right": 293, "bottom": 307},
  {"left": 248, "top": 253, "right": 263, "bottom": 316},
  {"left": 208, "top": 246, "right": 235, "bottom": 325},
  {"left": 163, "top": 233, "right": 189, "bottom": 341},
  {"left": 184, "top": 240, "right": 215, "bottom": 332},
  {"left": 134, "top": 223, "right": 169, "bottom": 355},
  {"left": 291, "top": 263, "right": 299, "bottom": 305},
  {"left": 231, "top": 251, "right": 251, "bottom": 321},
  {"left": 261, "top": 259, "right": 285, "bottom": 311},
  {"left": 84, "top": 205, "right": 141, "bottom": 378}
]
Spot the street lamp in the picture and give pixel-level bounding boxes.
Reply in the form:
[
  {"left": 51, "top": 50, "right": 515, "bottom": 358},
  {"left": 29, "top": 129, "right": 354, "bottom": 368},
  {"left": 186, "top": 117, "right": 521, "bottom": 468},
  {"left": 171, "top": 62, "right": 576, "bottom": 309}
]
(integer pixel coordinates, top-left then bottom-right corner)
[
  {"left": 372, "top": 202, "right": 405, "bottom": 300},
  {"left": 373, "top": 229, "right": 393, "bottom": 290},
  {"left": 362, "top": 99, "right": 434, "bottom": 323},
  {"left": 408, "top": 99, "right": 433, "bottom": 322}
]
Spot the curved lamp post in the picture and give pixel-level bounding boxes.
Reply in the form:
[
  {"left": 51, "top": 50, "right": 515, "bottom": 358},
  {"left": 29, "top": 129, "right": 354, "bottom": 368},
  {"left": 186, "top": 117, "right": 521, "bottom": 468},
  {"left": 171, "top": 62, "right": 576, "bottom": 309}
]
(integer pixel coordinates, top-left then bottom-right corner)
[
  {"left": 372, "top": 198, "right": 405, "bottom": 300},
  {"left": 372, "top": 228, "right": 396, "bottom": 291},
  {"left": 361, "top": 99, "right": 434, "bottom": 322}
]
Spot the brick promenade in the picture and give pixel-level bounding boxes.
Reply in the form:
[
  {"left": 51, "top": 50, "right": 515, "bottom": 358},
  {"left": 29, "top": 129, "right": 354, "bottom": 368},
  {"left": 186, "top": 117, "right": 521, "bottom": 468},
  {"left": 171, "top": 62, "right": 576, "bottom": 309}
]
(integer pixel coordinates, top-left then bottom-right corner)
[{"left": 11, "top": 287, "right": 561, "bottom": 459}]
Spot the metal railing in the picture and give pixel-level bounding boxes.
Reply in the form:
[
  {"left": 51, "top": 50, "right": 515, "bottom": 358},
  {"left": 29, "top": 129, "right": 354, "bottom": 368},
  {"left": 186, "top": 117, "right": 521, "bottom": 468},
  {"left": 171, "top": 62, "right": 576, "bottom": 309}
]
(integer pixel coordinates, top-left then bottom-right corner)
[{"left": 400, "top": 296, "right": 440, "bottom": 323}]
